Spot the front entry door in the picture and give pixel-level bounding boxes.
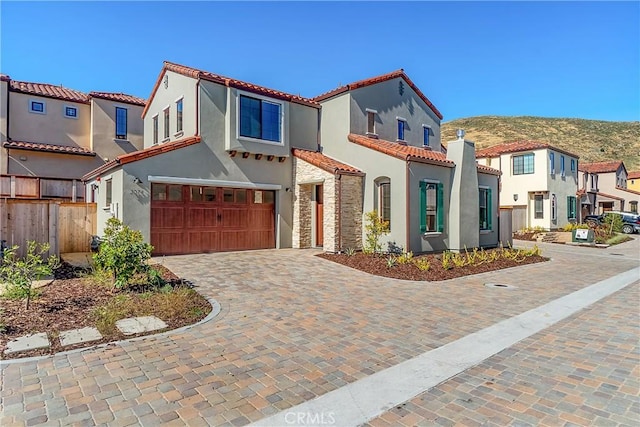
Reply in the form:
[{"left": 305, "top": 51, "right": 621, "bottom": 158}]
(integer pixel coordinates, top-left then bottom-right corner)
[{"left": 315, "top": 184, "right": 323, "bottom": 247}]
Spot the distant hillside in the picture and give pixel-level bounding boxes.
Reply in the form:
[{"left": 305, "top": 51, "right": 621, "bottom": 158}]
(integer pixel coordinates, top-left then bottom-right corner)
[{"left": 441, "top": 116, "right": 640, "bottom": 170}]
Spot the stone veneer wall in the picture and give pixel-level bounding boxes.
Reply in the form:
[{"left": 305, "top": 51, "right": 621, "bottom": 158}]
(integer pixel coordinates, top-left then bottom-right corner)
[{"left": 338, "top": 174, "right": 363, "bottom": 251}]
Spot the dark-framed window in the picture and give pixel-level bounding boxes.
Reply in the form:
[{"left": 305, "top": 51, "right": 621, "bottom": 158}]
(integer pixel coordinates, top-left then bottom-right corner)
[
  {"left": 64, "top": 106, "right": 77, "bottom": 118},
  {"left": 560, "top": 155, "right": 565, "bottom": 177},
  {"left": 513, "top": 153, "right": 534, "bottom": 175},
  {"left": 239, "top": 95, "right": 281, "bottom": 142},
  {"left": 551, "top": 193, "right": 557, "bottom": 221},
  {"left": 105, "top": 180, "right": 112, "bottom": 206},
  {"left": 30, "top": 100, "right": 45, "bottom": 113},
  {"left": 176, "top": 98, "right": 183, "bottom": 132},
  {"left": 163, "top": 108, "right": 170, "bottom": 139},
  {"left": 420, "top": 181, "right": 444, "bottom": 233},
  {"left": 397, "top": 119, "right": 405, "bottom": 141},
  {"left": 479, "top": 188, "right": 492, "bottom": 230},
  {"left": 549, "top": 152, "right": 555, "bottom": 175},
  {"left": 152, "top": 115, "right": 158, "bottom": 144},
  {"left": 567, "top": 196, "right": 577, "bottom": 220},
  {"left": 367, "top": 111, "right": 376, "bottom": 134},
  {"left": 571, "top": 158, "right": 576, "bottom": 172},
  {"left": 534, "top": 194, "right": 544, "bottom": 219},
  {"left": 115, "top": 107, "right": 127, "bottom": 139},
  {"left": 423, "top": 126, "right": 430, "bottom": 147}
]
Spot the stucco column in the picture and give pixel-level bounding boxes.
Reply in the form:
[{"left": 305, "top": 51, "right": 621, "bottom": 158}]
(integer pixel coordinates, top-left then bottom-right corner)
[{"left": 447, "top": 137, "right": 479, "bottom": 251}]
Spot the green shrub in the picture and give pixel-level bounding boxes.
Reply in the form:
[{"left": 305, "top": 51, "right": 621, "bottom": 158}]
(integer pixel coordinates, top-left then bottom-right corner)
[
  {"left": 93, "top": 218, "right": 154, "bottom": 289},
  {"left": 344, "top": 247, "right": 356, "bottom": 256},
  {"left": 0, "top": 241, "right": 59, "bottom": 310},
  {"left": 603, "top": 213, "right": 624, "bottom": 234},
  {"left": 386, "top": 256, "right": 397, "bottom": 268},
  {"left": 363, "top": 210, "right": 390, "bottom": 255}
]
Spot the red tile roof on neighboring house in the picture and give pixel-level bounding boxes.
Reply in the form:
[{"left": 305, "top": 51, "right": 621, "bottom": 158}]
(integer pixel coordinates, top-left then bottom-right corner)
[
  {"left": 578, "top": 160, "right": 624, "bottom": 174},
  {"left": 3, "top": 140, "right": 96, "bottom": 156},
  {"left": 292, "top": 148, "right": 364, "bottom": 176},
  {"left": 475, "top": 140, "right": 579, "bottom": 159},
  {"left": 0, "top": 74, "right": 10, "bottom": 82},
  {"left": 83, "top": 135, "right": 201, "bottom": 181},
  {"left": 142, "top": 61, "right": 320, "bottom": 118},
  {"left": 616, "top": 186, "right": 640, "bottom": 196},
  {"left": 596, "top": 191, "right": 625, "bottom": 201},
  {"left": 90, "top": 91, "right": 146, "bottom": 106},
  {"left": 313, "top": 70, "right": 443, "bottom": 120},
  {"left": 348, "top": 134, "right": 454, "bottom": 167},
  {"left": 9, "top": 79, "right": 90, "bottom": 104},
  {"left": 628, "top": 170, "right": 640, "bottom": 180},
  {"left": 576, "top": 189, "right": 586, "bottom": 197},
  {"left": 476, "top": 163, "right": 502, "bottom": 176}
]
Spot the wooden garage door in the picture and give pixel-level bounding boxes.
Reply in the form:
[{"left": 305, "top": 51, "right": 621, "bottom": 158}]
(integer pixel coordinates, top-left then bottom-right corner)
[{"left": 150, "top": 184, "right": 275, "bottom": 255}]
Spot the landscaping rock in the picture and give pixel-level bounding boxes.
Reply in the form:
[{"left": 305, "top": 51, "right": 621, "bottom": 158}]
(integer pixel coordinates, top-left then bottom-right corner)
[
  {"left": 4, "top": 333, "right": 50, "bottom": 355},
  {"left": 115, "top": 316, "right": 168, "bottom": 336},
  {"left": 59, "top": 327, "right": 103, "bottom": 347}
]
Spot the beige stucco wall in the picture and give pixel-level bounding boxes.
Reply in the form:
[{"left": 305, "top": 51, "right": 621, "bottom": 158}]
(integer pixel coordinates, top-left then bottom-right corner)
[
  {"left": 89, "top": 169, "right": 124, "bottom": 236},
  {"left": 143, "top": 70, "right": 197, "bottom": 148},
  {"left": 349, "top": 77, "right": 442, "bottom": 152},
  {"left": 8, "top": 150, "right": 104, "bottom": 180},
  {"left": 91, "top": 98, "right": 144, "bottom": 161},
  {"left": 8, "top": 92, "right": 91, "bottom": 148}
]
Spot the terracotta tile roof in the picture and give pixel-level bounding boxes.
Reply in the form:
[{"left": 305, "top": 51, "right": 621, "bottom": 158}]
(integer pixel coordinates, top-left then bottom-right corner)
[
  {"left": 475, "top": 140, "right": 578, "bottom": 159},
  {"left": 83, "top": 135, "right": 201, "bottom": 181},
  {"left": 0, "top": 74, "right": 10, "bottom": 82},
  {"left": 142, "top": 61, "right": 320, "bottom": 118},
  {"left": 476, "top": 163, "right": 502, "bottom": 176},
  {"left": 9, "top": 79, "right": 89, "bottom": 104},
  {"left": 348, "top": 134, "right": 454, "bottom": 167},
  {"left": 576, "top": 189, "right": 586, "bottom": 197},
  {"left": 313, "top": 70, "right": 443, "bottom": 120},
  {"left": 578, "top": 161, "right": 624, "bottom": 174},
  {"left": 628, "top": 170, "right": 640, "bottom": 180},
  {"left": 3, "top": 140, "right": 95, "bottom": 156},
  {"left": 90, "top": 91, "right": 146, "bottom": 106},
  {"left": 616, "top": 186, "right": 640, "bottom": 196},
  {"left": 596, "top": 191, "right": 625, "bottom": 201},
  {"left": 292, "top": 148, "right": 364, "bottom": 176}
]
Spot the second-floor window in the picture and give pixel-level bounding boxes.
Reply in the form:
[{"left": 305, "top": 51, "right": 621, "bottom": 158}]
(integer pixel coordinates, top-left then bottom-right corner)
[
  {"left": 176, "top": 98, "right": 183, "bottom": 133},
  {"left": 513, "top": 153, "right": 534, "bottom": 175},
  {"left": 397, "top": 119, "right": 406, "bottom": 141},
  {"left": 64, "top": 106, "right": 77, "bottom": 118},
  {"left": 30, "top": 100, "right": 46, "bottom": 114},
  {"left": 115, "top": 107, "right": 127, "bottom": 139},
  {"left": 239, "top": 95, "right": 281, "bottom": 143},
  {"left": 571, "top": 158, "right": 576, "bottom": 172},
  {"left": 549, "top": 152, "right": 555, "bottom": 175},
  {"left": 367, "top": 109, "right": 377, "bottom": 135},
  {"left": 163, "top": 108, "right": 170, "bottom": 139},
  {"left": 560, "top": 155, "right": 565, "bottom": 177},
  {"left": 423, "top": 126, "right": 430, "bottom": 147},
  {"left": 152, "top": 115, "right": 158, "bottom": 144},
  {"left": 591, "top": 174, "right": 598, "bottom": 190}
]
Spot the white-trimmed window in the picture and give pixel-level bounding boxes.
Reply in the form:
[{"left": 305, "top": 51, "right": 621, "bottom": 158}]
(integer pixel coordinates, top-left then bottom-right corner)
[
  {"left": 423, "top": 125, "right": 431, "bottom": 147},
  {"left": 64, "top": 105, "right": 78, "bottom": 119},
  {"left": 551, "top": 193, "right": 557, "bottom": 221},
  {"left": 397, "top": 117, "right": 406, "bottom": 141},
  {"left": 152, "top": 115, "right": 159, "bottom": 144},
  {"left": 513, "top": 153, "right": 534, "bottom": 175},
  {"left": 560, "top": 155, "right": 565, "bottom": 177},
  {"left": 163, "top": 107, "right": 170, "bottom": 139},
  {"left": 105, "top": 179, "right": 112, "bottom": 207},
  {"left": 239, "top": 93, "right": 282, "bottom": 143},
  {"left": 115, "top": 107, "right": 127, "bottom": 139},
  {"left": 534, "top": 194, "right": 544, "bottom": 219},
  {"left": 29, "top": 99, "right": 46, "bottom": 114},
  {"left": 375, "top": 178, "right": 391, "bottom": 229},
  {"left": 571, "top": 158, "right": 576, "bottom": 172},
  {"left": 549, "top": 152, "right": 555, "bottom": 175},
  {"left": 176, "top": 98, "right": 183, "bottom": 133},
  {"left": 366, "top": 109, "right": 377, "bottom": 135}
]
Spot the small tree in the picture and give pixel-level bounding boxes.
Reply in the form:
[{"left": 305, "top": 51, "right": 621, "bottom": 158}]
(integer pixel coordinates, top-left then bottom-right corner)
[
  {"left": 0, "top": 241, "right": 59, "bottom": 310},
  {"left": 603, "top": 213, "right": 623, "bottom": 234},
  {"left": 93, "top": 218, "right": 153, "bottom": 289},
  {"left": 363, "top": 210, "right": 390, "bottom": 255}
]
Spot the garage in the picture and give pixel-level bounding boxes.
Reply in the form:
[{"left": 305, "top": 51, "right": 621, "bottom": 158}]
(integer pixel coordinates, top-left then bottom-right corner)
[{"left": 150, "top": 183, "right": 275, "bottom": 255}]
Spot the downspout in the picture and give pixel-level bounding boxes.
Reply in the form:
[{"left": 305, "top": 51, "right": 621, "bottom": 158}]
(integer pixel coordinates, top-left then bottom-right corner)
[
  {"left": 405, "top": 160, "right": 411, "bottom": 253},
  {"left": 336, "top": 173, "right": 342, "bottom": 253},
  {"left": 317, "top": 107, "right": 322, "bottom": 152},
  {"left": 496, "top": 174, "right": 501, "bottom": 247},
  {"left": 195, "top": 78, "right": 200, "bottom": 136},
  {"left": 5, "top": 81, "right": 10, "bottom": 173}
]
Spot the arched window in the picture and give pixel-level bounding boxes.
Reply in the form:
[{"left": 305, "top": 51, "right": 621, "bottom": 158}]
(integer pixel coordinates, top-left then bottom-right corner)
[{"left": 374, "top": 177, "right": 391, "bottom": 229}]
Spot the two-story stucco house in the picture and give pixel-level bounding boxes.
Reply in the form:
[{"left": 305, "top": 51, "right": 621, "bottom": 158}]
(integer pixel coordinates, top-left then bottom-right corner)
[
  {"left": 0, "top": 74, "right": 145, "bottom": 191},
  {"left": 578, "top": 161, "right": 640, "bottom": 216},
  {"left": 627, "top": 170, "right": 640, "bottom": 196},
  {"left": 476, "top": 141, "right": 579, "bottom": 231},
  {"left": 84, "top": 62, "right": 501, "bottom": 255}
]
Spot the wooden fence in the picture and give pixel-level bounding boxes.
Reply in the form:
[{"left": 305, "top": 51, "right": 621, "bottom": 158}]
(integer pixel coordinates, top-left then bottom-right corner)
[
  {"left": 0, "top": 175, "right": 85, "bottom": 201},
  {"left": 0, "top": 200, "right": 96, "bottom": 257}
]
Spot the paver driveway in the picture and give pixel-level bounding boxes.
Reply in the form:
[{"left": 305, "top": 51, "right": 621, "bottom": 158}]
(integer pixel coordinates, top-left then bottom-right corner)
[{"left": 1, "top": 238, "right": 639, "bottom": 426}]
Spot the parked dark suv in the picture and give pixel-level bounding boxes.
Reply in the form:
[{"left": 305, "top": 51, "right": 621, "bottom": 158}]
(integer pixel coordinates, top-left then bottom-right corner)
[{"left": 584, "top": 211, "right": 640, "bottom": 234}]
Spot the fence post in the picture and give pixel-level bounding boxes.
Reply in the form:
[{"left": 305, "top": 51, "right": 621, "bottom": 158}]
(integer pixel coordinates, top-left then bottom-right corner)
[
  {"left": 10, "top": 175, "right": 16, "bottom": 198},
  {"left": 72, "top": 180, "right": 77, "bottom": 202},
  {"left": 49, "top": 202, "right": 59, "bottom": 256}
]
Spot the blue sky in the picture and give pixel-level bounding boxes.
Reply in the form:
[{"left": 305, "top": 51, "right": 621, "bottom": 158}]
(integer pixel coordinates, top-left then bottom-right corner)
[{"left": 1, "top": 1, "right": 638, "bottom": 122}]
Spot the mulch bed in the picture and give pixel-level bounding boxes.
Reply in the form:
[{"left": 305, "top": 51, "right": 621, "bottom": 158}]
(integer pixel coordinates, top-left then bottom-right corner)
[
  {"left": 0, "top": 263, "right": 211, "bottom": 360},
  {"left": 317, "top": 250, "right": 548, "bottom": 281}
]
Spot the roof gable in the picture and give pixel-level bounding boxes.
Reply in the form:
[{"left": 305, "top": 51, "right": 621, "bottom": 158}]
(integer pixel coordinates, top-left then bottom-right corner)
[
  {"left": 9, "top": 79, "right": 89, "bottom": 104},
  {"left": 313, "top": 70, "right": 443, "bottom": 120},
  {"left": 142, "top": 61, "right": 320, "bottom": 118},
  {"left": 578, "top": 160, "right": 625, "bottom": 174},
  {"left": 292, "top": 148, "right": 364, "bottom": 176},
  {"left": 348, "top": 134, "right": 454, "bottom": 167},
  {"left": 475, "top": 140, "right": 579, "bottom": 159}
]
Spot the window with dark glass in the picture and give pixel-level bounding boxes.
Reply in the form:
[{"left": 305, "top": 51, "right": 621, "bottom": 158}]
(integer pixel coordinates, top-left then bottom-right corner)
[
  {"left": 423, "top": 126, "right": 430, "bottom": 146},
  {"left": 30, "top": 100, "right": 45, "bottom": 113},
  {"left": 378, "top": 182, "right": 391, "bottom": 229},
  {"left": 479, "top": 188, "right": 492, "bottom": 230},
  {"left": 115, "top": 107, "right": 127, "bottom": 139},
  {"left": 420, "top": 181, "right": 444, "bottom": 233},
  {"left": 534, "top": 195, "right": 544, "bottom": 219},
  {"left": 152, "top": 115, "right": 158, "bottom": 144},
  {"left": 513, "top": 153, "right": 534, "bottom": 175},
  {"left": 163, "top": 108, "right": 170, "bottom": 139},
  {"left": 367, "top": 111, "right": 376, "bottom": 134},
  {"left": 397, "top": 119, "right": 405, "bottom": 141},
  {"left": 65, "top": 106, "right": 77, "bottom": 118},
  {"left": 239, "top": 95, "right": 281, "bottom": 142},
  {"left": 176, "top": 99, "right": 183, "bottom": 132}
]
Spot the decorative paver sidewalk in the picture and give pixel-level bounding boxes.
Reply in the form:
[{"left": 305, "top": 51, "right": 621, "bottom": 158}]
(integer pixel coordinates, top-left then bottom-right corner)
[
  {"left": 0, "top": 238, "right": 638, "bottom": 426},
  {"left": 3, "top": 316, "right": 167, "bottom": 356}
]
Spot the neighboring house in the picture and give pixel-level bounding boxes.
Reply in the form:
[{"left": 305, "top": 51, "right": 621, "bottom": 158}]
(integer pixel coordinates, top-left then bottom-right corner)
[
  {"left": 578, "top": 161, "right": 640, "bottom": 215},
  {"left": 84, "top": 62, "right": 501, "bottom": 255},
  {"left": 476, "top": 141, "right": 579, "bottom": 231},
  {"left": 627, "top": 170, "right": 640, "bottom": 193},
  {"left": 0, "top": 74, "right": 145, "bottom": 192}
]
